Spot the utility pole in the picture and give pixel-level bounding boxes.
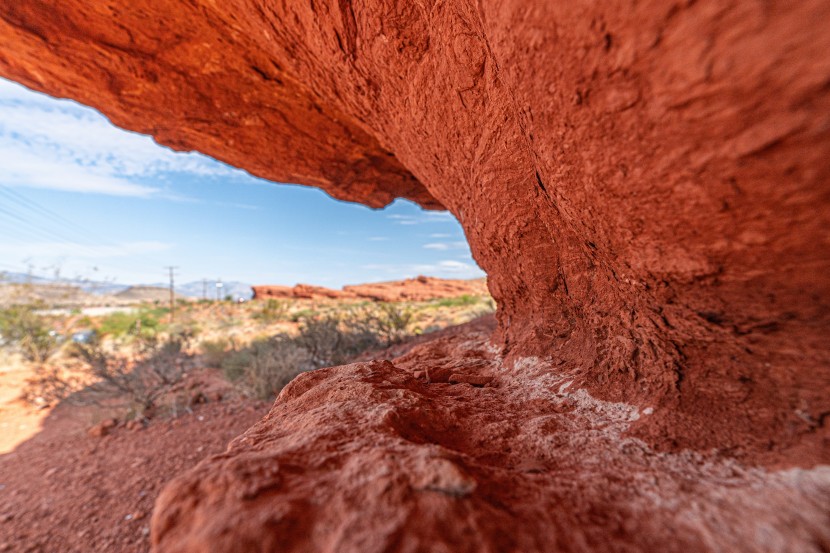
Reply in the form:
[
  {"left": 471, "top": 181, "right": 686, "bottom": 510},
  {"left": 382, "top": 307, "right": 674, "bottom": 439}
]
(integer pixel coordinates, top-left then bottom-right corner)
[
  {"left": 165, "top": 266, "right": 178, "bottom": 322},
  {"left": 216, "top": 278, "right": 224, "bottom": 301},
  {"left": 202, "top": 278, "right": 208, "bottom": 300}
]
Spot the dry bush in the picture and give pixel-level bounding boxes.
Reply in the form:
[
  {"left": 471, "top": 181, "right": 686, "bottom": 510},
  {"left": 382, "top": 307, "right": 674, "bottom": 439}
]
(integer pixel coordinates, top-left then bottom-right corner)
[
  {"left": 355, "top": 303, "right": 414, "bottom": 346},
  {"left": 199, "top": 338, "right": 231, "bottom": 367},
  {"left": 298, "top": 313, "right": 382, "bottom": 367},
  {"left": 222, "top": 337, "right": 313, "bottom": 400},
  {"left": 253, "top": 299, "right": 289, "bottom": 323},
  {"left": 24, "top": 334, "right": 194, "bottom": 420},
  {"left": 70, "top": 336, "right": 191, "bottom": 419},
  {"left": 220, "top": 308, "right": 412, "bottom": 400}
]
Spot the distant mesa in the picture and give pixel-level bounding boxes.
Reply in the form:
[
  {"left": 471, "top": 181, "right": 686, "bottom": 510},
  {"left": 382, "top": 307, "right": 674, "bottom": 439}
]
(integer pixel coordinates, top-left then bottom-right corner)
[
  {"left": 114, "top": 286, "right": 186, "bottom": 303},
  {"left": 252, "top": 276, "right": 488, "bottom": 302}
]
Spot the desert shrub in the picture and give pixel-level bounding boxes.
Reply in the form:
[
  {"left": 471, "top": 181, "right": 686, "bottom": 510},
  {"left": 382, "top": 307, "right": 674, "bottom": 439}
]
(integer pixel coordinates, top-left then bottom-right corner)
[
  {"left": 220, "top": 309, "right": 403, "bottom": 399},
  {"left": 59, "top": 334, "right": 191, "bottom": 419},
  {"left": 253, "top": 299, "right": 289, "bottom": 323},
  {"left": 23, "top": 333, "right": 193, "bottom": 419},
  {"left": 220, "top": 340, "right": 266, "bottom": 382},
  {"left": 222, "top": 336, "right": 313, "bottom": 399},
  {"left": 0, "top": 305, "right": 60, "bottom": 363},
  {"left": 166, "top": 323, "right": 198, "bottom": 344},
  {"left": 146, "top": 306, "right": 171, "bottom": 319},
  {"left": 289, "top": 308, "right": 316, "bottom": 322},
  {"left": 432, "top": 294, "right": 482, "bottom": 308},
  {"left": 200, "top": 338, "right": 231, "bottom": 367},
  {"left": 355, "top": 303, "right": 414, "bottom": 346},
  {"left": 218, "top": 306, "right": 421, "bottom": 400},
  {"left": 298, "top": 313, "right": 382, "bottom": 367}
]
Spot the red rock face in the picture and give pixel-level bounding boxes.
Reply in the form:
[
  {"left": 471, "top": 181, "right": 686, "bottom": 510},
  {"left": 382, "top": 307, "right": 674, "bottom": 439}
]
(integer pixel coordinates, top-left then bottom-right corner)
[
  {"left": 252, "top": 284, "right": 348, "bottom": 301},
  {"left": 252, "top": 276, "right": 488, "bottom": 302},
  {"left": 1, "top": 0, "right": 828, "bottom": 551},
  {"left": 153, "top": 319, "right": 830, "bottom": 552}
]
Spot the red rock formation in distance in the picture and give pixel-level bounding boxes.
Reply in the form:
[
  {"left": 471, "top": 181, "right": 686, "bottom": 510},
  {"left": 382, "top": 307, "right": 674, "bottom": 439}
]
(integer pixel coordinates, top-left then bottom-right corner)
[
  {"left": 252, "top": 283, "right": 348, "bottom": 301},
  {"left": 251, "top": 276, "right": 489, "bottom": 302},
  {"left": 1, "top": 1, "right": 828, "bottom": 551}
]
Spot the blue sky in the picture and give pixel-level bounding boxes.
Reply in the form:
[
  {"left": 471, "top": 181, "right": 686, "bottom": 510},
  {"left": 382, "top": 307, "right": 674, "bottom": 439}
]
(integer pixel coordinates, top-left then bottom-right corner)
[{"left": 0, "top": 77, "right": 483, "bottom": 287}]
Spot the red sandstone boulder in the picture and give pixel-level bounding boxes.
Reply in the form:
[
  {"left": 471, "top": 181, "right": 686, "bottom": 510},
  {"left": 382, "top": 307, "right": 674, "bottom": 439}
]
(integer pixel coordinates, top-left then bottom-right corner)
[{"left": 152, "top": 322, "right": 830, "bottom": 552}]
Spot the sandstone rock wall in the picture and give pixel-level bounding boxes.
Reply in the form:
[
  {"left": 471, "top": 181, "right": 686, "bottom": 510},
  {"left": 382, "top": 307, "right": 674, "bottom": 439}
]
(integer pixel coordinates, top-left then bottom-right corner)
[
  {"left": 1, "top": 1, "right": 828, "bottom": 550},
  {"left": 4, "top": 0, "right": 825, "bottom": 459}
]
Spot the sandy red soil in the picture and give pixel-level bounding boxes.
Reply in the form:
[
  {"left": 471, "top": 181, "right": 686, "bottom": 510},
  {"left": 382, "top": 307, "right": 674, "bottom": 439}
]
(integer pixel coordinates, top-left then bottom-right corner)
[
  {"left": 0, "top": 365, "right": 49, "bottom": 455},
  {"left": 0, "top": 399, "right": 268, "bottom": 552}
]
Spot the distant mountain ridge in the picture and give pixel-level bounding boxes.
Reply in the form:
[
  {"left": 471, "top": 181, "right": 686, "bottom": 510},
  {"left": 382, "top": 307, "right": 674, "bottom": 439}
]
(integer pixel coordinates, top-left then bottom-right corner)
[{"left": 0, "top": 271, "right": 252, "bottom": 300}]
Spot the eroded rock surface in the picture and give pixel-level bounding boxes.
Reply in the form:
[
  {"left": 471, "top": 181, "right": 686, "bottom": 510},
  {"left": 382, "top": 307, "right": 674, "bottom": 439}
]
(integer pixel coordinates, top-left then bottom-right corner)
[
  {"left": 153, "top": 319, "right": 829, "bottom": 552},
  {"left": 1, "top": 0, "right": 829, "bottom": 550}
]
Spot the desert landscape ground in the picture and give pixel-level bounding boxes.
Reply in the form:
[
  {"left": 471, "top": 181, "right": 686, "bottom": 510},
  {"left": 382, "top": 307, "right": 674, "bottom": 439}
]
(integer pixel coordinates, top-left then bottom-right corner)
[
  {"left": 0, "top": 278, "right": 495, "bottom": 551},
  {"left": 0, "top": 0, "right": 829, "bottom": 552}
]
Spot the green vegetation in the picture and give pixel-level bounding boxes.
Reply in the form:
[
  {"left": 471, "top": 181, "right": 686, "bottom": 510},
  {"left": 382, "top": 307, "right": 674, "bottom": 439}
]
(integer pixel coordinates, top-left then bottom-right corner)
[
  {"left": 431, "top": 294, "right": 482, "bottom": 308},
  {"left": 2, "top": 291, "right": 496, "bottom": 420},
  {"left": 289, "top": 308, "right": 316, "bottom": 322},
  {"left": 98, "top": 309, "right": 164, "bottom": 339},
  {"left": 253, "top": 299, "right": 289, "bottom": 323},
  {"left": 0, "top": 305, "right": 59, "bottom": 363},
  {"left": 213, "top": 304, "right": 416, "bottom": 400}
]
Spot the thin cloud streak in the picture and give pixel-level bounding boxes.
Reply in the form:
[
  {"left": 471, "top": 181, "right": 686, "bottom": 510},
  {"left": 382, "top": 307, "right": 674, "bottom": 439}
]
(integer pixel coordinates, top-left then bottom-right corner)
[
  {"left": 423, "top": 241, "right": 469, "bottom": 251},
  {"left": 0, "top": 77, "right": 233, "bottom": 198},
  {"left": 387, "top": 212, "right": 456, "bottom": 225},
  {"left": 361, "top": 260, "right": 485, "bottom": 279}
]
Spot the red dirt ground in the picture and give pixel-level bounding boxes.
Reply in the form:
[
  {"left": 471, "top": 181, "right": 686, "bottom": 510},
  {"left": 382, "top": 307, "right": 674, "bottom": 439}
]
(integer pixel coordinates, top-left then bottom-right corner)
[{"left": 0, "top": 399, "right": 269, "bottom": 553}]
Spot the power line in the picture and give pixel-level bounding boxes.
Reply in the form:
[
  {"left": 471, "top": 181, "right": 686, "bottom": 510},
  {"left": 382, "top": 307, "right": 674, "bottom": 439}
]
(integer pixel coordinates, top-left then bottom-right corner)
[
  {"left": 165, "top": 266, "right": 178, "bottom": 322},
  {"left": 0, "top": 186, "right": 171, "bottom": 281},
  {"left": 0, "top": 185, "right": 110, "bottom": 245}
]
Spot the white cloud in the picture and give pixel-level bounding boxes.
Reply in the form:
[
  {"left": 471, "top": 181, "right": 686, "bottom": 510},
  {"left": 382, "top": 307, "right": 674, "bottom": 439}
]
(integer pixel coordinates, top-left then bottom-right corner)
[
  {"left": 432, "top": 260, "right": 478, "bottom": 273},
  {"left": 0, "top": 77, "right": 233, "bottom": 197},
  {"left": 387, "top": 211, "right": 456, "bottom": 225},
  {"left": 0, "top": 144, "right": 157, "bottom": 197},
  {"left": 423, "top": 241, "right": 468, "bottom": 251},
  {"left": 368, "top": 236, "right": 389, "bottom": 241},
  {"left": 360, "top": 259, "right": 485, "bottom": 279}
]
